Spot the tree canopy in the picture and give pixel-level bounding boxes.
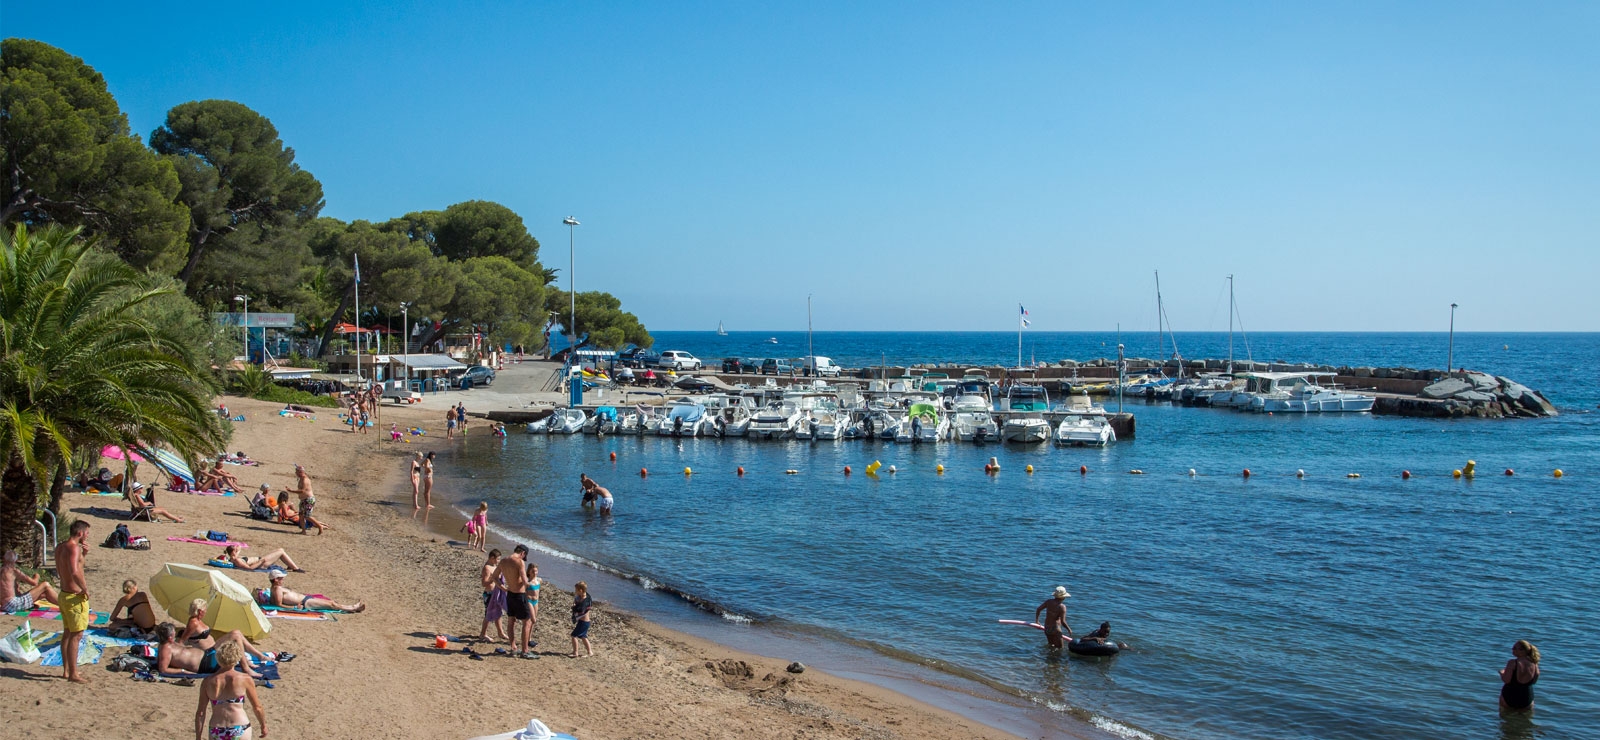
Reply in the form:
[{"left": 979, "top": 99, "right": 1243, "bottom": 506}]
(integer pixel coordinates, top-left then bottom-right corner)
[
  {"left": 0, "top": 38, "right": 189, "bottom": 273},
  {"left": 548, "top": 290, "right": 653, "bottom": 350}
]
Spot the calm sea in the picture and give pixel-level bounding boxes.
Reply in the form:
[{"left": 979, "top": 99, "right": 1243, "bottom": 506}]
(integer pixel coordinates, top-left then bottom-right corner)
[{"left": 448, "top": 332, "right": 1599, "bottom": 740}]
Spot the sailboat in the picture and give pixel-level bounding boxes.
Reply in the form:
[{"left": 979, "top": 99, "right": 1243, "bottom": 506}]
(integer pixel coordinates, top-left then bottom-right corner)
[{"left": 716, "top": 320, "right": 727, "bottom": 336}]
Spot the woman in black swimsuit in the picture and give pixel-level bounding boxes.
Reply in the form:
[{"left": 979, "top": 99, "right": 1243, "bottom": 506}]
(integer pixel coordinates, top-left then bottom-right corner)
[{"left": 1498, "top": 640, "right": 1541, "bottom": 712}]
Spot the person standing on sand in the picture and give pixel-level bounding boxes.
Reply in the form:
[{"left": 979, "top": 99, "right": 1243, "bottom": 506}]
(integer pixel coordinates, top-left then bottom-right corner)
[
  {"left": 456, "top": 402, "right": 467, "bottom": 435},
  {"left": 368, "top": 383, "right": 382, "bottom": 423},
  {"left": 1499, "top": 640, "right": 1541, "bottom": 713},
  {"left": 195, "top": 639, "right": 267, "bottom": 740},
  {"left": 498, "top": 545, "right": 537, "bottom": 658},
  {"left": 479, "top": 550, "right": 509, "bottom": 643},
  {"left": 570, "top": 581, "right": 594, "bottom": 658},
  {"left": 284, "top": 464, "right": 322, "bottom": 535},
  {"left": 409, "top": 452, "right": 424, "bottom": 513},
  {"left": 526, "top": 562, "right": 543, "bottom": 629},
  {"left": 445, "top": 407, "right": 457, "bottom": 439},
  {"left": 420, "top": 452, "right": 436, "bottom": 515},
  {"left": 1034, "top": 586, "right": 1072, "bottom": 650},
  {"left": 54, "top": 520, "right": 92, "bottom": 683}
]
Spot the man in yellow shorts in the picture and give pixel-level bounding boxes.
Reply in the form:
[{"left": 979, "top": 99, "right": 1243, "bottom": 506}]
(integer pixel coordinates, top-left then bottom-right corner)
[{"left": 54, "top": 520, "right": 92, "bottom": 683}]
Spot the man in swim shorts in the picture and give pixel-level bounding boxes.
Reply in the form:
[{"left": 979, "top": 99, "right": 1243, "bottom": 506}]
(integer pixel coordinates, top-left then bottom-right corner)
[
  {"left": 153, "top": 623, "right": 261, "bottom": 677},
  {"left": 497, "top": 545, "right": 537, "bottom": 658},
  {"left": 1034, "top": 586, "right": 1073, "bottom": 650},
  {"left": 54, "top": 520, "right": 92, "bottom": 682},
  {"left": 1, "top": 549, "right": 61, "bottom": 614}
]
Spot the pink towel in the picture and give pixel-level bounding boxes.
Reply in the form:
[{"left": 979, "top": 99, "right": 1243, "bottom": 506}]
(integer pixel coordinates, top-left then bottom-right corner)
[{"left": 166, "top": 537, "right": 248, "bottom": 548}]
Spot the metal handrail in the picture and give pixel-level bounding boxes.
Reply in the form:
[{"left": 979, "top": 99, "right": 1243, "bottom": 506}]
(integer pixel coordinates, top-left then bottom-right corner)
[{"left": 40, "top": 509, "right": 58, "bottom": 553}]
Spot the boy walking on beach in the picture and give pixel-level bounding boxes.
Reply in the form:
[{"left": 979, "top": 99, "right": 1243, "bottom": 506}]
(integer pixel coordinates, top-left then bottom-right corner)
[
  {"left": 497, "top": 545, "right": 537, "bottom": 658},
  {"left": 479, "top": 550, "right": 509, "bottom": 642},
  {"left": 54, "top": 520, "right": 92, "bottom": 683}
]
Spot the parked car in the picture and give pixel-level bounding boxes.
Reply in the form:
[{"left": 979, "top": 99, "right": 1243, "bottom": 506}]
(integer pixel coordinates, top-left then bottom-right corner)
[
  {"left": 721, "top": 357, "right": 760, "bottom": 374},
  {"left": 798, "top": 355, "right": 841, "bottom": 377},
  {"left": 451, "top": 365, "right": 496, "bottom": 389},
  {"left": 760, "top": 358, "right": 793, "bottom": 375},
  {"left": 657, "top": 350, "right": 703, "bottom": 371},
  {"left": 618, "top": 347, "right": 661, "bottom": 368}
]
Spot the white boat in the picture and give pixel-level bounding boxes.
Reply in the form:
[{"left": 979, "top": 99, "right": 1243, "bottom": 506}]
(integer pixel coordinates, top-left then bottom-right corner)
[
  {"left": 796, "top": 394, "right": 849, "bottom": 441},
  {"left": 657, "top": 400, "right": 711, "bottom": 436},
  {"left": 717, "top": 320, "right": 727, "bottom": 336},
  {"left": 747, "top": 400, "right": 802, "bottom": 439},
  {"left": 544, "top": 408, "right": 587, "bottom": 434},
  {"left": 903, "top": 401, "right": 948, "bottom": 443},
  {"left": 524, "top": 419, "right": 548, "bottom": 434},
  {"left": 1001, "top": 384, "right": 1050, "bottom": 443},
  {"left": 1054, "top": 415, "right": 1115, "bottom": 446},
  {"left": 582, "top": 406, "right": 620, "bottom": 434},
  {"left": 1242, "top": 373, "right": 1376, "bottom": 413},
  {"left": 696, "top": 394, "right": 756, "bottom": 437}
]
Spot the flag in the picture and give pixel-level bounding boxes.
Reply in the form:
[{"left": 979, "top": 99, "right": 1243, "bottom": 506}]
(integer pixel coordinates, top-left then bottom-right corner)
[
  {"left": 353, "top": 253, "right": 361, "bottom": 282},
  {"left": 1019, "top": 304, "right": 1031, "bottom": 328}
]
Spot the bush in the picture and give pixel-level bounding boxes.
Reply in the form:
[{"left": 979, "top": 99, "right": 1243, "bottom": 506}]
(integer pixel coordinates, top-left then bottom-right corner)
[{"left": 255, "top": 383, "right": 340, "bottom": 408}]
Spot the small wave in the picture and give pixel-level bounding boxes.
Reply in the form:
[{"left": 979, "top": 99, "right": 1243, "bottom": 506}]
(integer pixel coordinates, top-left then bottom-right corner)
[{"left": 1090, "top": 716, "right": 1158, "bottom": 740}]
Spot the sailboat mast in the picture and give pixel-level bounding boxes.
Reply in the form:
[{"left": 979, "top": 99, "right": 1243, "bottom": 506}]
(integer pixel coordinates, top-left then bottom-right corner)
[
  {"left": 1155, "top": 271, "right": 1165, "bottom": 375},
  {"left": 1227, "top": 274, "right": 1235, "bottom": 375},
  {"left": 807, "top": 294, "right": 813, "bottom": 362}
]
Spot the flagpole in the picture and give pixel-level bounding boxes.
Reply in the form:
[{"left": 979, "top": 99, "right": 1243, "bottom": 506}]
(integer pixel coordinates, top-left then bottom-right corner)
[{"left": 354, "top": 254, "right": 361, "bottom": 385}]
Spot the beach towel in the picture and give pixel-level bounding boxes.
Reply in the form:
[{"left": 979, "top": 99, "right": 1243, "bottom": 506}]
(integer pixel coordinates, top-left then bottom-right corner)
[
  {"left": 9, "top": 607, "right": 111, "bottom": 626},
  {"left": 86, "top": 506, "right": 135, "bottom": 520},
  {"left": 78, "top": 489, "right": 124, "bottom": 497},
  {"left": 167, "top": 537, "right": 248, "bottom": 548},
  {"left": 206, "top": 559, "right": 235, "bottom": 569},
  {"left": 263, "top": 610, "right": 335, "bottom": 621},
  {"left": 35, "top": 628, "right": 150, "bottom": 667}
]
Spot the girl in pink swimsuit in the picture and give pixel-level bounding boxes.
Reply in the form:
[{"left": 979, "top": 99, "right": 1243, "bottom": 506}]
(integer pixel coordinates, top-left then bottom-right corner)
[{"left": 462, "top": 502, "right": 489, "bottom": 552}]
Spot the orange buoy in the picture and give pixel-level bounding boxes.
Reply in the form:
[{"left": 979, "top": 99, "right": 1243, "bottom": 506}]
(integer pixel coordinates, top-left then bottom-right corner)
[
  {"left": 1401, "top": 470, "right": 1412, "bottom": 479},
  {"left": 1079, "top": 465, "right": 1088, "bottom": 475},
  {"left": 1243, "top": 468, "right": 1252, "bottom": 478},
  {"left": 640, "top": 468, "right": 648, "bottom": 477},
  {"left": 737, "top": 466, "right": 745, "bottom": 476},
  {"left": 1505, "top": 468, "right": 1515, "bottom": 476},
  {"left": 844, "top": 466, "right": 852, "bottom": 475},
  {"left": 609, "top": 451, "right": 617, "bottom": 461}
]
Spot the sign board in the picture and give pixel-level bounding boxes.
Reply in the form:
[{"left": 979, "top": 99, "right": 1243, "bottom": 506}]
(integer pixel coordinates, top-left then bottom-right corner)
[{"left": 214, "top": 312, "right": 296, "bottom": 328}]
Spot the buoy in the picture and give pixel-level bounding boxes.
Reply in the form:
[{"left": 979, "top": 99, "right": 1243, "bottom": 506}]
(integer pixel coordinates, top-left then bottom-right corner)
[
  {"left": 887, "top": 465, "right": 897, "bottom": 474},
  {"left": 1079, "top": 465, "right": 1088, "bottom": 475},
  {"left": 640, "top": 468, "right": 649, "bottom": 477},
  {"left": 1026, "top": 465, "right": 1034, "bottom": 474},
  {"left": 1505, "top": 468, "right": 1515, "bottom": 476},
  {"left": 609, "top": 451, "right": 616, "bottom": 461},
  {"left": 684, "top": 467, "right": 693, "bottom": 476},
  {"left": 1402, "top": 470, "right": 1412, "bottom": 479},
  {"left": 1129, "top": 469, "right": 1144, "bottom": 475},
  {"left": 1464, "top": 460, "right": 1477, "bottom": 478},
  {"left": 843, "top": 466, "right": 851, "bottom": 475},
  {"left": 986, "top": 457, "right": 1000, "bottom": 473},
  {"left": 1347, "top": 473, "right": 1361, "bottom": 479},
  {"left": 865, "top": 461, "right": 881, "bottom": 475},
  {"left": 1296, "top": 469, "right": 1305, "bottom": 479},
  {"left": 1242, "top": 468, "right": 1252, "bottom": 478},
  {"left": 936, "top": 464, "right": 945, "bottom": 474},
  {"left": 1453, "top": 469, "right": 1462, "bottom": 478},
  {"left": 1188, "top": 468, "right": 1197, "bottom": 477},
  {"left": 785, "top": 469, "right": 799, "bottom": 475},
  {"left": 736, "top": 466, "right": 745, "bottom": 476},
  {"left": 1554, "top": 469, "right": 1563, "bottom": 478}
]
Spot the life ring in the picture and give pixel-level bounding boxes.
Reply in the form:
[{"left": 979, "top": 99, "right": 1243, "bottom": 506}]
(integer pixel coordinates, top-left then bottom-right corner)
[{"left": 1067, "top": 639, "right": 1121, "bottom": 658}]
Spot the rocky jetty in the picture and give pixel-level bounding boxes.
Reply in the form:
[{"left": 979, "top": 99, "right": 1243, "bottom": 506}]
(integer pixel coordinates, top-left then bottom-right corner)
[{"left": 1400, "top": 371, "right": 1558, "bottom": 419}]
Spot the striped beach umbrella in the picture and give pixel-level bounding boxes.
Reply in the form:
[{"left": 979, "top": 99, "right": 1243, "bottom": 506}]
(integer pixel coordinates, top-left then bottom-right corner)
[{"left": 135, "top": 445, "right": 195, "bottom": 487}]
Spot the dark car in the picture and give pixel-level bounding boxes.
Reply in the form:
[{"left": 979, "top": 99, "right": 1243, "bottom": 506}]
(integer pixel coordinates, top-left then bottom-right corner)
[
  {"left": 618, "top": 347, "right": 660, "bottom": 368},
  {"left": 760, "top": 358, "right": 793, "bottom": 375},
  {"left": 721, "top": 357, "right": 759, "bottom": 374},
  {"left": 452, "top": 365, "right": 496, "bottom": 389}
]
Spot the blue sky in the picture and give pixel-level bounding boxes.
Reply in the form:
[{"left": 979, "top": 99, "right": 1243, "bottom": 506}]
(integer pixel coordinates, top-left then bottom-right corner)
[{"left": 6, "top": 2, "right": 1597, "bottom": 331}]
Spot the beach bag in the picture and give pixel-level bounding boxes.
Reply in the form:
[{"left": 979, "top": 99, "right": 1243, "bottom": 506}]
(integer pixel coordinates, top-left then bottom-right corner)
[
  {"left": 102, "top": 524, "right": 131, "bottom": 549},
  {"left": 0, "top": 621, "right": 41, "bottom": 664},
  {"left": 127, "top": 535, "right": 150, "bottom": 550},
  {"left": 206, "top": 530, "right": 229, "bottom": 542}
]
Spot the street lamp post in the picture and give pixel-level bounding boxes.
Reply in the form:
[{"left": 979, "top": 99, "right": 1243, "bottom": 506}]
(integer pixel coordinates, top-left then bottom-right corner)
[
  {"left": 1447, "top": 303, "right": 1459, "bottom": 373},
  {"left": 400, "top": 302, "right": 411, "bottom": 386},
  {"left": 564, "top": 216, "right": 581, "bottom": 405},
  {"left": 234, "top": 295, "right": 249, "bottom": 363}
]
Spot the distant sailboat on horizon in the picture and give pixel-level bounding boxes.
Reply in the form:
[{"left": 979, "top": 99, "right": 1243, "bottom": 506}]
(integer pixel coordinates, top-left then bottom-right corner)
[{"left": 717, "top": 320, "right": 727, "bottom": 336}]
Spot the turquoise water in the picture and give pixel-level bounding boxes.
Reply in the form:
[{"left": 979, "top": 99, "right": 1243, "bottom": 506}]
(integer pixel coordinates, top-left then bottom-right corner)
[{"left": 452, "top": 332, "right": 1599, "bottom": 739}]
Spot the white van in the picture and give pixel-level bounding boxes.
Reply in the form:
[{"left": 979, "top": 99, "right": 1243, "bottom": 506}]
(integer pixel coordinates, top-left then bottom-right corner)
[{"left": 800, "top": 356, "right": 841, "bottom": 377}]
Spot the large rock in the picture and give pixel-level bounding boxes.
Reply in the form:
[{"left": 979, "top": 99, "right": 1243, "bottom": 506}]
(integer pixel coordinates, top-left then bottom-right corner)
[
  {"left": 1421, "top": 378, "right": 1472, "bottom": 399},
  {"left": 1455, "top": 390, "right": 1496, "bottom": 403},
  {"left": 1466, "top": 372, "right": 1500, "bottom": 392}
]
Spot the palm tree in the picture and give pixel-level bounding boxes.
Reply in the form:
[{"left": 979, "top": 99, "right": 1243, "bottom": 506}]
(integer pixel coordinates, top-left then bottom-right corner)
[{"left": 0, "top": 224, "right": 228, "bottom": 560}]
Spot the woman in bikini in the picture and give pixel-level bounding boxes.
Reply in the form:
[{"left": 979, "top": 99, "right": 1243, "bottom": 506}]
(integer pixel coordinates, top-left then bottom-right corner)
[
  {"left": 409, "top": 452, "right": 424, "bottom": 513},
  {"left": 110, "top": 579, "right": 159, "bottom": 630},
  {"left": 526, "top": 562, "right": 543, "bottom": 627},
  {"left": 182, "top": 599, "right": 286, "bottom": 665},
  {"left": 221, "top": 545, "right": 303, "bottom": 573},
  {"left": 194, "top": 639, "right": 267, "bottom": 740},
  {"left": 421, "top": 452, "right": 436, "bottom": 512},
  {"left": 1499, "top": 640, "right": 1541, "bottom": 713}
]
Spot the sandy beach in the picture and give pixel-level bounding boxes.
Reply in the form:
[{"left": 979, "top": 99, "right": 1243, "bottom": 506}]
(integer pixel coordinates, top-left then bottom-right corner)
[{"left": 2, "top": 396, "right": 1025, "bottom": 740}]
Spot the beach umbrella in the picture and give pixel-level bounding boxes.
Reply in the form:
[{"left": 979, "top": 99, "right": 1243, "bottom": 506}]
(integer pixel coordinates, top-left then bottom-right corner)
[
  {"left": 134, "top": 445, "right": 195, "bottom": 487},
  {"left": 99, "top": 445, "right": 145, "bottom": 462},
  {"left": 148, "top": 563, "right": 271, "bottom": 641}
]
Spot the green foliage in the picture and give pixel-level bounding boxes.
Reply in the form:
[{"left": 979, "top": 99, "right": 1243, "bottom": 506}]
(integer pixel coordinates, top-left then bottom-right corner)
[
  {"left": 0, "top": 223, "right": 229, "bottom": 556},
  {"left": 384, "top": 200, "right": 540, "bottom": 268},
  {"left": 0, "top": 38, "right": 189, "bottom": 273},
  {"left": 226, "top": 365, "right": 273, "bottom": 397},
  {"left": 149, "top": 99, "right": 325, "bottom": 296},
  {"left": 449, "top": 256, "right": 546, "bottom": 346},
  {"left": 250, "top": 384, "right": 339, "bottom": 408},
  {"left": 548, "top": 290, "right": 652, "bottom": 350}
]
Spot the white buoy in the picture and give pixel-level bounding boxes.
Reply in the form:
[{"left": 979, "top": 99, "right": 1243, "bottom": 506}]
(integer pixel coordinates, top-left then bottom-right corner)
[
  {"left": 1188, "top": 468, "right": 1197, "bottom": 477},
  {"left": 1296, "top": 469, "right": 1306, "bottom": 479}
]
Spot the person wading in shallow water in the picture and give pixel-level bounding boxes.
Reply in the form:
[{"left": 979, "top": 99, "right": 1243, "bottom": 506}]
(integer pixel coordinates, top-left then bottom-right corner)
[
  {"left": 1499, "top": 640, "right": 1541, "bottom": 713},
  {"left": 1034, "top": 586, "right": 1072, "bottom": 650}
]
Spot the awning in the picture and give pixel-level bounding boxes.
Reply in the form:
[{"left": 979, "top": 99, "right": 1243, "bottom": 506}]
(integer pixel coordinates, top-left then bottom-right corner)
[
  {"left": 392, "top": 354, "right": 468, "bottom": 371},
  {"left": 334, "top": 323, "right": 372, "bottom": 334}
]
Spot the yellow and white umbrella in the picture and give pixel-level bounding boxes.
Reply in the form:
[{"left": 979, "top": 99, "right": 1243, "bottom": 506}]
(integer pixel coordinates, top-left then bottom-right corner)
[{"left": 149, "top": 563, "right": 271, "bottom": 641}]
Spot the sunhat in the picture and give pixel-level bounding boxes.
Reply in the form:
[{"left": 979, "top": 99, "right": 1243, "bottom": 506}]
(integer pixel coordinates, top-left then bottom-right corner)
[
  {"left": 1053, "top": 586, "right": 1070, "bottom": 599},
  {"left": 267, "top": 567, "right": 287, "bottom": 580}
]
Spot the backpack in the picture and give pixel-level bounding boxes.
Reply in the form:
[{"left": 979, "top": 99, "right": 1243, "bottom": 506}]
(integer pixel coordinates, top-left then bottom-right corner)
[{"left": 102, "top": 524, "right": 131, "bottom": 549}]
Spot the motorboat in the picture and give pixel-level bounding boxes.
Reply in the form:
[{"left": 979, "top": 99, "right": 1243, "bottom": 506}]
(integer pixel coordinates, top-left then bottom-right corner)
[
  {"left": 747, "top": 400, "right": 802, "bottom": 440},
  {"left": 950, "top": 408, "right": 999, "bottom": 443},
  {"left": 658, "top": 400, "right": 710, "bottom": 437},
  {"left": 1001, "top": 384, "right": 1050, "bottom": 443},
  {"left": 582, "top": 406, "right": 619, "bottom": 434},
  {"left": 1242, "top": 373, "right": 1376, "bottom": 413},
  {"left": 710, "top": 405, "right": 753, "bottom": 437},
  {"left": 795, "top": 394, "right": 849, "bottom": 441},
  {"left": 900, "top": 402, "right": 948, "bottom": 443},
  {"left": 523, "top": 419, "right": 547, "bottom": 434},
  {"left": 544, "top": 408, "right": 587, "bottom": 435},
  {"left": 1054, "top": 415, "right": 1115, "bottom": 447}
]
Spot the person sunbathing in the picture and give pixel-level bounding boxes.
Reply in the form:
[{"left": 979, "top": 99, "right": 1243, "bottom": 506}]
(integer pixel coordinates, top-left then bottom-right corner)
[
  {"left": 261, "top": 568, "right": 364, "bottom": 613},
  {"left": 220, "top": 545, "right": 304, "bottom": 573},
  {"left": 200, "top": 460, "right": 242, "bottom": 492},
  {"left": 127, "top": 483, "right": 184, "bottom": 523},
  {"left": 153, "top": 622, "right": 262, "bottom": 678},
  {"left": 2, "top": 549, "right": 61, "bottom": 613},
  {"left": 271, "top": 496, "right": 328, "bottom": 533},
  {"left": 109, "top": 579, "right": 158, "bottom": 630},
  {"left": 182, "top": 599, "right": 291, "bottom": 663}
]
